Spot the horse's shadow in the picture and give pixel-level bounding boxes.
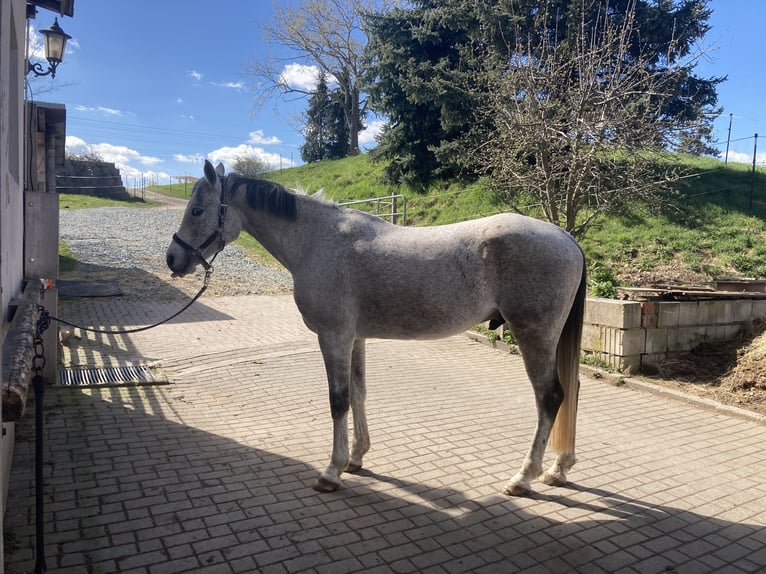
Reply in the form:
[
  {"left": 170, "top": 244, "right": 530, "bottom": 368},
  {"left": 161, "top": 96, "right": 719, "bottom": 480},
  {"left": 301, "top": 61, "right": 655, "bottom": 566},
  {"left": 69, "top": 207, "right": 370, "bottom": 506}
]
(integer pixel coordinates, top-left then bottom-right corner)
[{"left": 5, "top": 382, "right": 764, "bottom": 573}]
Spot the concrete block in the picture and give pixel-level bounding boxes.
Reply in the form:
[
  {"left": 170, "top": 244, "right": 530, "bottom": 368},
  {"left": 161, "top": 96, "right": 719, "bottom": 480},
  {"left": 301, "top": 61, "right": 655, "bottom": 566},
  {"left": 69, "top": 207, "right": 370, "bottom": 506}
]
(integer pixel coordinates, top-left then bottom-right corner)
[
  {"left": 618, "top": 354, "right": 641, "bottom": 374},
  {"left": 584, "top": 298, "right": 641, "bottom": 329},
  {"left": 720, "top": 301, "right": 736, "bottom": 324},
  {"left": 601, "top": 327, "right": 646, "bottom": 357},
  {"left": 724, "top": 323, "right": 745, "bottom": 339},
  {"left": 657, "top": 302, "right": 680, "bottom": 328},
  {"left": 733, "top": 300, "right": 754, "bottom": 323},
  {"left": 644, "top": 328, "right": 669, "bottom": 354},
  {"left": 581, "top": 325, "right": 645, "bottom": 357},
  {"left": 705, "top": 325, "right": 727, "bottom": 341},
  {"left": 678, "top": 302, "right": 699, "bottom": 327},
  {"left": 667, "top": 326, "right": 708, "bottom": 353},
  {"left": 599, "top": 327, "right": 619, "bottom": 356},
  {"left": 697, "top": 301, "right": 718, "bottom": 325},
  {"left": 618, "top": 328, "right": 646, "bottom": 356},
  {"left": 752, "top": 300, "right": 766, "bottom": 319},
  {"left": 581, "top": 324, "right": 604, "bottom": 353}
]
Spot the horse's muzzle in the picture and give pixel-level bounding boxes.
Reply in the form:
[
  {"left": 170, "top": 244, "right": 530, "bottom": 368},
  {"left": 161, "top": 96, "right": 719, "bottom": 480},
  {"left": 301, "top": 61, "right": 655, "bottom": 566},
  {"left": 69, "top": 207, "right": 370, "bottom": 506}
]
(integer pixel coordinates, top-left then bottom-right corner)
[{"left": 166, "top": 251, "right": 188, "bottom": 277}]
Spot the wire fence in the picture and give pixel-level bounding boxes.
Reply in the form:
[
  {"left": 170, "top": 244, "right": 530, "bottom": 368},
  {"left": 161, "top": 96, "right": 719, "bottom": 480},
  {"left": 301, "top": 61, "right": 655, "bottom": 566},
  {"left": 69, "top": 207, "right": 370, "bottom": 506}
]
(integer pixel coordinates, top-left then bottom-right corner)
[{"left": 709, "top": 112, "right": 765, "bottom": 169}]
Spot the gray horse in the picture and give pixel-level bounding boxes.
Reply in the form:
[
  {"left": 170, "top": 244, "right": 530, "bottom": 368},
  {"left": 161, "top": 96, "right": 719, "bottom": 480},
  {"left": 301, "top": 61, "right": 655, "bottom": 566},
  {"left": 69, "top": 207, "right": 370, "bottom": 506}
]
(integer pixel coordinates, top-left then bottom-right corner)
[{"left": 167, "top": 160, "right": 586, "bottom": 496}]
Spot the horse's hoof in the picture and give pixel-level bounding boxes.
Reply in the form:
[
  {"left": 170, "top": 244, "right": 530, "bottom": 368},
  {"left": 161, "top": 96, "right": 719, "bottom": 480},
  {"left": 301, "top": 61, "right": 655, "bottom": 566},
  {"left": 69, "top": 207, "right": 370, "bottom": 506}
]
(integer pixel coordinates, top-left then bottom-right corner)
[
  {"left": 504, "top": 482, "right": 531, "bottom": 497},
  {"left": 541, "top": 472, "right": 567, "bottom": 487},
  {"left": 344, "top": 461, "right": 362, "bottom": 473},
  {"left": 312, "top": 476, "right": 341, "bottom": 493}
]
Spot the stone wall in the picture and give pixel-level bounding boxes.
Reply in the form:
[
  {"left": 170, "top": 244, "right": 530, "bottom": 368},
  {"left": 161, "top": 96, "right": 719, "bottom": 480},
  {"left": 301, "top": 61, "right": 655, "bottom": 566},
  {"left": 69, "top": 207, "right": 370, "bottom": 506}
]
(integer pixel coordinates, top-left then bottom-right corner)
[
  {"left": 57, "top": 159, "right": 130, "bottom": 199},
  {"left": 583, "top": 297, "right": 766, "bottom": 373}
]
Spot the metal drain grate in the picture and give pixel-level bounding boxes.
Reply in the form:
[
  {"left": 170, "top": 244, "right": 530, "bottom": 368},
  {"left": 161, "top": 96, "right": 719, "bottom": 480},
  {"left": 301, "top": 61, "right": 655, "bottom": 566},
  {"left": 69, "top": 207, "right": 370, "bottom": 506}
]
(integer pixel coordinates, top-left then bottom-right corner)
[{"left": 59, "top": 365, "right": 168, "bottom": 387}]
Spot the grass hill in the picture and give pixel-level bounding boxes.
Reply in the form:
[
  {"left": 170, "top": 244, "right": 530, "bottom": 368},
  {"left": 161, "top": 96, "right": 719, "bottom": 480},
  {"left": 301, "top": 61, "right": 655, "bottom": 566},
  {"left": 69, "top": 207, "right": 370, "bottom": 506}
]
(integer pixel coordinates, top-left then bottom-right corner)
[{"left": 147, "top": 153, "right": 766, "bottom": 295}]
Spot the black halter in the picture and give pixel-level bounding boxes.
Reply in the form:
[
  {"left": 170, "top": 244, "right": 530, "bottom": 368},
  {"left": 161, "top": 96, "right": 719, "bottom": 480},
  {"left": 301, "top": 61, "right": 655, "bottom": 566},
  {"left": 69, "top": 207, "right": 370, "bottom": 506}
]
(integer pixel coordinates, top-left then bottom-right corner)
[{"left": 171, "top": 174, "right": 229, "bottom": 272}]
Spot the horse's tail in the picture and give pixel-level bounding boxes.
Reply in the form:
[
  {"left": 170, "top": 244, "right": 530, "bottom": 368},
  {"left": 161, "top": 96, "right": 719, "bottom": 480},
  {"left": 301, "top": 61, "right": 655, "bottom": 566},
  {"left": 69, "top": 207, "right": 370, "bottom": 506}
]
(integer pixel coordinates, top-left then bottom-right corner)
[{"left": 549, "top": 254, "right": 586, "bottom": 455}]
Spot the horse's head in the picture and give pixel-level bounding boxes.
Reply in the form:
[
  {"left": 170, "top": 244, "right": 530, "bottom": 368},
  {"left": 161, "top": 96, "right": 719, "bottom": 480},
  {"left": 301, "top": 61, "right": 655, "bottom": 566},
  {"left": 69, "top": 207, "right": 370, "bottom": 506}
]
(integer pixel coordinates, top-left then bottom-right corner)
[{"left": 166, "top": 160, "right": 242, "bottom": 277}]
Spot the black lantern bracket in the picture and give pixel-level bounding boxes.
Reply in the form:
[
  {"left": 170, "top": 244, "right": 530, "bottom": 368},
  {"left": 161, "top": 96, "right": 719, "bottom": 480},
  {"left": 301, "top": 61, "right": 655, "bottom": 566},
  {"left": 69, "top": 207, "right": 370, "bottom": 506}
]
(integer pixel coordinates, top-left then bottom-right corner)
[{"left": 27, "top": 17, "right": 71, "bottom": 79}]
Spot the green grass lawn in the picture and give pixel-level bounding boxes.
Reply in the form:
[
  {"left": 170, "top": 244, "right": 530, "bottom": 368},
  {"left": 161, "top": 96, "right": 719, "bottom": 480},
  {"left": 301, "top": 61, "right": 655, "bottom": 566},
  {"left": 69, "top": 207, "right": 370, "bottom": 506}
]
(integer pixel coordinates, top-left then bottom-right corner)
[{"left": 59, "top": 193, "right": 157, "bottom": 209}]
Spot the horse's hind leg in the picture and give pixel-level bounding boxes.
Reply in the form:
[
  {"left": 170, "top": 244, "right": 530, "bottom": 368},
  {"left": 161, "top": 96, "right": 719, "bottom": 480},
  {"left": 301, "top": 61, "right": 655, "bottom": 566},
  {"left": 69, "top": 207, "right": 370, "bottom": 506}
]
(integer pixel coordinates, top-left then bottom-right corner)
[
  {"left": 505, "top": 339, "right": 563, "bottom": 497},
  {"left": 541, "top": 451, "right": 577, "bottom": 487},
  {"left": 346, "top": 339, "right": 370, "bottom": 473},
  {"left": 541, "top": 376, "right": 580, "bottom": 487}
]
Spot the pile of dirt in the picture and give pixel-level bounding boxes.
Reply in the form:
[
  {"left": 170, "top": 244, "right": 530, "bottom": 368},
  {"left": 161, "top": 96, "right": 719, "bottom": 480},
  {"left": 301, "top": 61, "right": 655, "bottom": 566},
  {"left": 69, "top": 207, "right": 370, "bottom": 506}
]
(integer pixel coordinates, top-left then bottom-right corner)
[
  {"left": 653, "top": 318, "right": 766, "bottom": 415},
  {"left": 719, "top": 319, "right": 766, "bottom": 392}
]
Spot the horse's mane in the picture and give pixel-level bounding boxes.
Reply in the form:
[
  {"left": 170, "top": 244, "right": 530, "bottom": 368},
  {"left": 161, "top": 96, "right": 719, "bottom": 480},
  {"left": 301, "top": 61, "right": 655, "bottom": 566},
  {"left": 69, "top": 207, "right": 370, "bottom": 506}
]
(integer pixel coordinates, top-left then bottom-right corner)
[{"left": 229, "top": 174, "right": 298, "bottom": 221}]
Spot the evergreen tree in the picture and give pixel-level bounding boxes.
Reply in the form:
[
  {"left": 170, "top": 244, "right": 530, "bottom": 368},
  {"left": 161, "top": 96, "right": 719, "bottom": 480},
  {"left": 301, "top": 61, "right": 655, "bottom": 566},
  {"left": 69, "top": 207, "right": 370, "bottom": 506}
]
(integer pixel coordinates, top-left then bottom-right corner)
[
  {"left": 363, "top": 1, "right": 481, "bottom": 186},
  {"left": 364, "top": 0, "right": 723, "bottom": 187},
  {"left": 301, "top": 74, "right": 351, "bottom": 163}
]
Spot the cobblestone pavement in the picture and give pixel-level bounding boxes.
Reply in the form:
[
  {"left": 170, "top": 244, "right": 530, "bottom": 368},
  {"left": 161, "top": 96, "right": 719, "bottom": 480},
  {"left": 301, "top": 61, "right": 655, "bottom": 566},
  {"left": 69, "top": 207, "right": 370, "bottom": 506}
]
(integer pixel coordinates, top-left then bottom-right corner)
[{"left": 4, "top": 293, "right": 766, "bottom": 573}]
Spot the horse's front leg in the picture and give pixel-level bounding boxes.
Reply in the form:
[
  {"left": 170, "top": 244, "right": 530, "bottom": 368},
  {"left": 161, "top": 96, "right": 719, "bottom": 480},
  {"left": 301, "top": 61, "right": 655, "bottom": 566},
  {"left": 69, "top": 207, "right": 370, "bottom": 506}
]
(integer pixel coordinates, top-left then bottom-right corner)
[
  {"left": 313, "top": 333, "right": 354, "bottom": 493},
  {"left": 346, "top": 339, "right": 369, "bottom": 473}
]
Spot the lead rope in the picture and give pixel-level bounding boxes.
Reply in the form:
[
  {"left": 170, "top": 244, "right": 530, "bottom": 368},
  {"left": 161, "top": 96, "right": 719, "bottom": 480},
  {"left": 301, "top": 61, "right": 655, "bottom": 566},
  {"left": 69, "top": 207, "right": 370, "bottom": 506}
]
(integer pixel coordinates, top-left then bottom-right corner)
[{"left": 41, "top": 268, "right": 213, "bottom": 335}]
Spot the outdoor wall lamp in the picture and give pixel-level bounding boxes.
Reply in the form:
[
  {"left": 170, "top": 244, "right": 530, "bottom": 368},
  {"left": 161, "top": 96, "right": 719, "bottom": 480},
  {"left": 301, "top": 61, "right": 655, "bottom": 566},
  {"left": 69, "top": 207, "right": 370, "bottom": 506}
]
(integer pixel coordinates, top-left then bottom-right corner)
[{"left": 27, "top": 17, "right": 71, "bottom": 79}]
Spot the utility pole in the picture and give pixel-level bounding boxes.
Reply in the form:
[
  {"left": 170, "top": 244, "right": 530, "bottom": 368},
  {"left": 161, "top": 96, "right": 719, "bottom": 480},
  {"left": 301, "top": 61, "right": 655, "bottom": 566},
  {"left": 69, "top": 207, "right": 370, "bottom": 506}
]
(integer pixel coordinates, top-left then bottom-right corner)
[
  {"left": 750, "top": 133, "right": 758, "bottom": 211},
  {"left": 725, "top": 113, "right": 733, "bottom": 164}
]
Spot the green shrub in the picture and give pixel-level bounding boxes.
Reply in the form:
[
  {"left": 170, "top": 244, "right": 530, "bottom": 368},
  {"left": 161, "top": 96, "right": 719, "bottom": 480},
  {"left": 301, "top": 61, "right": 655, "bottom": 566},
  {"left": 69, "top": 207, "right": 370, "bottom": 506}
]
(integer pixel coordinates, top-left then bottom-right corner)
[{"left": 589, "top": 263, "right": 620, "bottom": 298}]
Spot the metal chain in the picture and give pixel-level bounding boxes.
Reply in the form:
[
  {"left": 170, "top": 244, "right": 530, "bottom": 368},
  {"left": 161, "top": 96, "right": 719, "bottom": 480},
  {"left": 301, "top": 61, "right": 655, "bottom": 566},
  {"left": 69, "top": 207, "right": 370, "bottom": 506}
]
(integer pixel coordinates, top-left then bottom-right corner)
[{"left": 33, "top": 288, "right": 52, "bottom": 378}]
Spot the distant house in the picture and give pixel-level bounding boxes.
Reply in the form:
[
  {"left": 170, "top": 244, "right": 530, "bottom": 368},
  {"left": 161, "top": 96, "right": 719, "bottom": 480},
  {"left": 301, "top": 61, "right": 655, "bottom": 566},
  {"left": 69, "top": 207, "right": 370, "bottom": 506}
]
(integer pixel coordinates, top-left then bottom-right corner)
[{"left": 1, "top": 1, "right": 74, "bottom": 571}]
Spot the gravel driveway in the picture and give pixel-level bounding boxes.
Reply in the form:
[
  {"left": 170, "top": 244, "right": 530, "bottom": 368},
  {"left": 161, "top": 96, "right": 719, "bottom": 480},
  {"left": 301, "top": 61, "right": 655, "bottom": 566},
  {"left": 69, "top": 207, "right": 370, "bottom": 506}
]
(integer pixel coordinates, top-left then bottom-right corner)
[{"left": 58, "top": 204, "right": 293, "bottom": 301}]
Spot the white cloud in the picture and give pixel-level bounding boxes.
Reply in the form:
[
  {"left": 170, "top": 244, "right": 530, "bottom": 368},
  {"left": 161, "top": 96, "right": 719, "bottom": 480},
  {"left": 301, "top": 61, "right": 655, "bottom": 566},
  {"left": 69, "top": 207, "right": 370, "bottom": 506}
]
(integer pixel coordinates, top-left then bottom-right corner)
[
  {"left": 174, "top": 153, "right": 206, "bottom": 164},
  {"left": 211, "top": 80, "right": 245, "bottom": 90},
  {"left": 248, "top": 130, "right": 281, "bottom": 145},
  {"left": 726, "top": 150, "right": 766, "bottom": 166},
  {"left": 208, "top": 144, "right": 293, "bottom": 171},
  {"left": 74, "top": 104, "right": 126, "bottom": 117},
  {"left": 65, "top": 136, "right": 168, "bottom": 180},
  {"left": 359, "top": 119, "right": 385, "bottom": 146},
  {"left": 138, "top": 155, "right": 163, "bottom": 166},
  {"left": 189, "top": 70, "right": 203, "bottom": 81},
  {"left": 65, "top": 135, "right": 89, "bottom": 155},
  {"left": 278, "top": 63, "right": 331, "bottom": 91}
]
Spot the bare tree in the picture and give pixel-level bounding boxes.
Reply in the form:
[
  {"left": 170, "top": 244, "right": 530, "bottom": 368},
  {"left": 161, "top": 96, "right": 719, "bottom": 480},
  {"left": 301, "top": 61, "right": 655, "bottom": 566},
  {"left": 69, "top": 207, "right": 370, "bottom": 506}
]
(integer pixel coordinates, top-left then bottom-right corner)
[
  {"left": 232, "top": 155, "right": 269, "bottom": 177},
  {"left": 246, "top": 0, "right": 390, "bottom": 155},
  {"left": 477, "top": 1, "right": 712, "bottom": 236}
]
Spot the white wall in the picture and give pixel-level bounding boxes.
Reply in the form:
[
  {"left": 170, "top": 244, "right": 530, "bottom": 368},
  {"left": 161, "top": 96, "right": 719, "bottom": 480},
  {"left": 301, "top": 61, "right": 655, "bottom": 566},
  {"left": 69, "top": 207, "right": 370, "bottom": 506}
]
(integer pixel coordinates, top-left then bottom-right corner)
[{"left": 1, "top": 2, "right": 29, "bottom": 570}]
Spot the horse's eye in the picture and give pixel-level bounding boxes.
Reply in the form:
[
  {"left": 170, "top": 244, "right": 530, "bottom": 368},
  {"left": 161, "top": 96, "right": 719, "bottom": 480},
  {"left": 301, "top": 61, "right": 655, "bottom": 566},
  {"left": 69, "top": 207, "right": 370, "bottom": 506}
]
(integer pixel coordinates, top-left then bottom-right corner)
[{"left": 191, "top": 207, "right": 204, "bottom": 217}]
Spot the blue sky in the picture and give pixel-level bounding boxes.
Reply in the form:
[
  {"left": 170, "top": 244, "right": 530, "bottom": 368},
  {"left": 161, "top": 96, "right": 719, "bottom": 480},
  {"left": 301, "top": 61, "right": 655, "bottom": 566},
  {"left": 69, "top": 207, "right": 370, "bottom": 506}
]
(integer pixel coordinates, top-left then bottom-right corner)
[
  {"left": 27, "top": 0, "right": 367, "bottom": 184},
  {"left": 696, "top": 1, "right": 766, "bottom": 166},
  {"left": 26, "top": 0, "right": 766, "bottom": 185}
]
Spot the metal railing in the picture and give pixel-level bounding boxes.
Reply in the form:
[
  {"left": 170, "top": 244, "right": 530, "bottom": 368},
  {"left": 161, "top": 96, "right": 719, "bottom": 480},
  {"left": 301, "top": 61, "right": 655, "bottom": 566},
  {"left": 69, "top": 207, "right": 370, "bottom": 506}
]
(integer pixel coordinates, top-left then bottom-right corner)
[{"left": 338, "top": 194, "right": 408, "bottom": 225}]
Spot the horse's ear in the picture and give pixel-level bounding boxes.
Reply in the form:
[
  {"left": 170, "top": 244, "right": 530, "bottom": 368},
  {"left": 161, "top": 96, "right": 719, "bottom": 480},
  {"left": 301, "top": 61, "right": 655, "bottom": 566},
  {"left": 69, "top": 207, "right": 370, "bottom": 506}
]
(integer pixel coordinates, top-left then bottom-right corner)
[
  {"left": 203, "top": 160, "right": 217, "bottom": 185},
  {"left": 215, "top": 162, "right": 225, "bottom": 178}
]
